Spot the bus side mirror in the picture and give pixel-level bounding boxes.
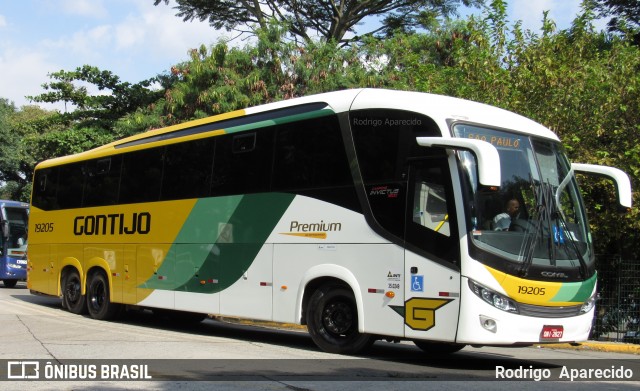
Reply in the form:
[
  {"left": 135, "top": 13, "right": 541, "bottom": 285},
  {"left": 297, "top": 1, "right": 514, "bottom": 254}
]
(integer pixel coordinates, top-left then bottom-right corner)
[
  {"left": 572, "top": 163, "right": 633, "bottom": 210},
  {"left": 2, "top": 221, "right": 8, "bottom": 239},
  {"left": 416, "top": 137, "right": 501, "bottom": 188}
]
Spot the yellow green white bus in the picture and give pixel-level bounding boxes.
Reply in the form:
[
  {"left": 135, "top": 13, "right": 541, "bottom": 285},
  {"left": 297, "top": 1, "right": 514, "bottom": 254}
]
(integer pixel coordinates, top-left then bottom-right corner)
[{"left": 27, "top": 88, "right": 632, "bottom": 354}]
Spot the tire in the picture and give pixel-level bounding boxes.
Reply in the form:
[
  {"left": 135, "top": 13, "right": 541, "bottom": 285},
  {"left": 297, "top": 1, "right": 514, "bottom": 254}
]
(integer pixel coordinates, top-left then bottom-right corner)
[
  {"left": 2, "top": 279, "right": 18, "bottom": 288},
  {"left": 62, "top": 270, "right": 87, "bottom": 314},
  {"left": 306, "top": 284, "right": 373, "bottom": 354},
  {"left": 413, "top": 340, "right": 466, "bottom": 354},
  {"left": 86, "top": 271, "right": 122, "bottom": 320}
]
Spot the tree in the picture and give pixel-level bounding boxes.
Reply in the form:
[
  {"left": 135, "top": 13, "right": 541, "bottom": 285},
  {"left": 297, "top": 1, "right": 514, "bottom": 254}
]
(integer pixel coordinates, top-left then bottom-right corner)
[
  {"left": 28, "top": 65, "right": 163, "bottom": 131},
  {"left": 430, "top": 0, "right": 640, "bottom": 259},
  {"left": 0, "top": 102, "right": 66, "bottom": 201},
  {"left": 594, "top": 0, "right": 640, "bottom": 43},
  {"left": 153, "top": 0, "right": 484, "bottom": 45},
  {"left": 119, "top": 21, "right": 392, "bottom": 128}
]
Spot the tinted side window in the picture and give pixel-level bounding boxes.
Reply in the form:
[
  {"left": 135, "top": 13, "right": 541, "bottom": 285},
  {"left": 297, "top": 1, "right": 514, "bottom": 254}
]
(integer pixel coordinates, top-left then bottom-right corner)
[
  {"left": 120, "top": 148, "right": 164, "bottom": 204},
  {"left": 56, "top": 163, "right": 85, "bottom": 209},
  {"left": 273, "top": 116, "right": 351, "bottom": 190},
  {"left": 84, "top": 156, "right": 122, "bottom": 207},
  {"left": 32, "top": 168, "right": 59, "bottom": 211},
  {"left": 351, "top": 109, "right": 442, "bottom": 239},
  {"left": 161, "top": 138, "right": 215, "bottom": 201},
  {"left": 406, "top": 159, "right": 459, "bottom": 263},
  {"left": 272, "top": 115, "right": 359, "bottom": 211},
  {"left": 212, "top": 130, "right": 274, "bottom": 196}
]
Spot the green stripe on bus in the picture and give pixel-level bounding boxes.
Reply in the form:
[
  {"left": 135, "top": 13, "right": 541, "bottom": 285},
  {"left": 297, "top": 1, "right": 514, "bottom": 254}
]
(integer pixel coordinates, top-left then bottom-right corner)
[
  {"left": 550, "top": 274, "right": 596, "bottom": 303},
  {"left": 224, "top": 109, "right": 334, "bottom": 134},
  {"left": 141, "top": 193, "right": 295, "bottom": 293}
]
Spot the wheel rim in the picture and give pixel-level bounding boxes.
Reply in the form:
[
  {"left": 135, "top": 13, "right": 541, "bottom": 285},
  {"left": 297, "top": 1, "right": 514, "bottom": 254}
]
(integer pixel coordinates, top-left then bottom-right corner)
[
  {"left": 322, "top": 300, "right": 354, "bottom": 335},
  {"left": 89, "top": 278, "right": 106, "bottom": 312},
  {"left": 65, "top": 276, "right": 81, "bottom": 305}
]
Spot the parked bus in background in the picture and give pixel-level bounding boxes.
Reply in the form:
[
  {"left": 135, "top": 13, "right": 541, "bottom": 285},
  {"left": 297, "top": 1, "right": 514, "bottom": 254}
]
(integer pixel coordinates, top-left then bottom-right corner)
[
  {"left": 0, "top": 200, "right": 29, "bottom": 288},
  {"left": 27, "top": 89, "right": 632, "bottom": 354}
]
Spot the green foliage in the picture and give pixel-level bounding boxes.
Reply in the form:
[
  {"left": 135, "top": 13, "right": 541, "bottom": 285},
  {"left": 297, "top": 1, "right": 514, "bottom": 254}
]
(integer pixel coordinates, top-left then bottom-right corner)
[
  {"left": 5, "top": 0, "right": 639, "bottom": 261},
  {"left": 154, "top": 0, "right": 484, "bottom": 45},
  {"left": 0, "top": 103, "right": 67, "bottom": 201},
  {"left": 594, "top": 0, "right": 640, "bottom": 44},
  {"left": 147, "top": 22, "right": 386, "bottom": 124},
  {"left": 28, "top": 65, "right": 162, "bottom": 130},
  {"left": 445, "top": 0, "right": 640, "bottom": 258}
]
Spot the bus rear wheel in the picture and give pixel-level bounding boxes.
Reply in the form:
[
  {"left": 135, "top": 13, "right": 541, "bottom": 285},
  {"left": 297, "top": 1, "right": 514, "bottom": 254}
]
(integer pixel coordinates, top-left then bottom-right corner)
[
  {"left": 413, "top": 340, "right": 466, "bottom": 354},
  {"left": 62, "top": 269, "right": 86, "bottom": 314},
  {"left": 87, "top": 271, "right": 122, "bottom": 320},
  {"left": 306, "top": 284, "right": 373, "bottom": 355}
]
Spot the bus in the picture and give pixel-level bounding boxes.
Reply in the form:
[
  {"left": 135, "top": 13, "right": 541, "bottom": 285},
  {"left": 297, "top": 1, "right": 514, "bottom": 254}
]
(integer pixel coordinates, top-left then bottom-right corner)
[
  {"left": 27, "top": 89, "right": 632, "bottom": 354},
  {"left": 0, "top": 200, "right": 29, "bottom": 288}
]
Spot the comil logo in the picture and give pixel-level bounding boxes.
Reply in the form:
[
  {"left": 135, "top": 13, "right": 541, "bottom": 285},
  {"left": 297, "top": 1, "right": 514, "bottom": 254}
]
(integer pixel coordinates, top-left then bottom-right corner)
[
  {"left": 280, "top": 220, "right": 342, "bottom": 239},
  {"left": 7, "top": 361, "right": 40, "bottom": 379}
]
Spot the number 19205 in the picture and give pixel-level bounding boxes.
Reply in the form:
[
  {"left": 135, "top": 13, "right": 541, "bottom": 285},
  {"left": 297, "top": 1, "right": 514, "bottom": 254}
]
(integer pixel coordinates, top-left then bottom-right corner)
[{"left": 518, "top": 285, "right": 546, "bottom": 295}]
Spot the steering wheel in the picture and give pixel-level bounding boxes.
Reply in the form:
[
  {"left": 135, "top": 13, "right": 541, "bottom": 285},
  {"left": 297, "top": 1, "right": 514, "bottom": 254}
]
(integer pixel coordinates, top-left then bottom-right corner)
[{"left": 509, "top": 218, "right": 533, "bottom": 232}]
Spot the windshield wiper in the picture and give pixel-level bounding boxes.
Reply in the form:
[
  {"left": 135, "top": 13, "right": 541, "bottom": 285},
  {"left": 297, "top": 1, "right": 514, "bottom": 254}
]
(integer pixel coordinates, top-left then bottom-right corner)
[
  {"left": 519, "top": 177, "right": 587, "bottom": 278},
  {"left": 553, "top": 171, "right": 588, "bottom": 278},
  {"left": 518, "top": 177, "right": 552, "bottom": 277}
]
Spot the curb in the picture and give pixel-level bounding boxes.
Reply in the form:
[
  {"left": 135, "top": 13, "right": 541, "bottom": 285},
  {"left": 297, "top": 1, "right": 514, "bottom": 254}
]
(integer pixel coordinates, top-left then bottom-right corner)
[
  {"left": 213, "top": 317, "right": 640, "bottom": 355},
  {"left": 539, "top": 341, "right": 640, "bottom": 355}
]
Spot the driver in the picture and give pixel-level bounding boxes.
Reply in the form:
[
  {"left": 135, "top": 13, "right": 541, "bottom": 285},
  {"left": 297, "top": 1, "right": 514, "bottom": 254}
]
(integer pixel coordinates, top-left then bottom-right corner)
[{"left": 493, "top": 198, "right": 520, "bottom": 231}]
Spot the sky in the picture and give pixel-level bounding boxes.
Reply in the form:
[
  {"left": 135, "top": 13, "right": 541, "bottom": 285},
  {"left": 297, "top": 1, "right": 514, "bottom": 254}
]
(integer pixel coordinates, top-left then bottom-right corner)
[{"left": 0, "top": 0, "right": 598, "bottom": 110}]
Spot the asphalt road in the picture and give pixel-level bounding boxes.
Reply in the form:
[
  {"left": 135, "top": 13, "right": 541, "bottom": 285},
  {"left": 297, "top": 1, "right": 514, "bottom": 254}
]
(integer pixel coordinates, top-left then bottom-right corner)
[{"left": 1, "top": 281, "right": 639, "bottom": 390}]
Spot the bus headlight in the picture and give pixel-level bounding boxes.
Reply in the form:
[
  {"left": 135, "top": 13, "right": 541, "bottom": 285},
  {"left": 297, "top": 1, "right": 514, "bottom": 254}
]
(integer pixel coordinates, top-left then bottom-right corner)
[
  {"left": 580, "top": 294, "right": 596, "bottom": 314},
  {"left": 468, "top": 279, "right": 518, "bottom": 313}
]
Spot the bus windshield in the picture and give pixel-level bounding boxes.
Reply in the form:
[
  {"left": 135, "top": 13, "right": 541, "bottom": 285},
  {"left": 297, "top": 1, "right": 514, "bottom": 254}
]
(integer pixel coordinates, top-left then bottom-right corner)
[
  {"left": 453, "top": 124, "right": 593, "bottom": 279},
  {"left": 4, "top": 207, "right": 28, "bottom": 250}
]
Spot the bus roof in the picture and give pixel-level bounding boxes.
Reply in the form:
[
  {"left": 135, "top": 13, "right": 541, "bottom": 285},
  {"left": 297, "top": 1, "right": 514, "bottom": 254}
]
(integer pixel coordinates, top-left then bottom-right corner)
[
  {"left": 351, "top": 89, "right": 559, "bottom": 141},
  {"left": 35, "top": 88, "right": 559, "bottom": 169}
]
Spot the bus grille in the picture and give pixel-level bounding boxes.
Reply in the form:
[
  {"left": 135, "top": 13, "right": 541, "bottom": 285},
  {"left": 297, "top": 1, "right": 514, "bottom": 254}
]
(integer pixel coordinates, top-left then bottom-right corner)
[{"left": 518, "top": 303, "right": 582, "bottom": 318}]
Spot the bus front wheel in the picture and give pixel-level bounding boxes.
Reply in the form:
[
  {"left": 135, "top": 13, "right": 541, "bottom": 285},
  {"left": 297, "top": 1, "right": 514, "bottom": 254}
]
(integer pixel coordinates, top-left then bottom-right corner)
[
  {"left": 2, "top": 279, "right": 18, "bottom": 288},
  {"left": 62, "top": 269, "right": 86, "bottom": 314},
  {"left": 306, "top": 284, "right": 373, "bottom": 355},
  {"left": 87, "top": 271, "right": 122, "bottom": 320}
]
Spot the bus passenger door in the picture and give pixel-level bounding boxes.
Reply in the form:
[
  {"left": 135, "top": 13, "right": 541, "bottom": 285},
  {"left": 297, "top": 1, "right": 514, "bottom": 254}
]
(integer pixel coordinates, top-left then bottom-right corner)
[{"left": 404, "top": 158, "right": 461, "bottom": 343}]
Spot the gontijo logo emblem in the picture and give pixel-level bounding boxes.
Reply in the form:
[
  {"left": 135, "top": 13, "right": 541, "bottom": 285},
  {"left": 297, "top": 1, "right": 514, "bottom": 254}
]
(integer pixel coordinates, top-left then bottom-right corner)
[
  {"left": 280, "top": 220, "right": 342, "bottom": 239},
  {"left": 405, "top": 298, "right": 453, "bottom": 331}
]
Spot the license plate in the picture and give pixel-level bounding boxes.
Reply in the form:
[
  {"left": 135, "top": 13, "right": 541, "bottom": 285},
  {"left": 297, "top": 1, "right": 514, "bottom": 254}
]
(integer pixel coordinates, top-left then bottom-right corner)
[
  {"left": 16, "top": 259, "right": 27, "bottom": 265},
  {"left": 540, "top": 325, "right": 563, "bottom": 340}
]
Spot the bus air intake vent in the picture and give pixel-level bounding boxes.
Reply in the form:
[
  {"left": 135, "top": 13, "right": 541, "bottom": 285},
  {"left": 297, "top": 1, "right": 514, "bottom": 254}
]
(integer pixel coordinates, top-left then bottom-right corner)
[{"left": 518, "top": 303, "right": 582, "bottom": 318}]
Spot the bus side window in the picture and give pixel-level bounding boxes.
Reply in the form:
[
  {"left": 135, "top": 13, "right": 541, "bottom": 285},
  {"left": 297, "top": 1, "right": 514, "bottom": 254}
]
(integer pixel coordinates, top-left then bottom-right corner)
[
  {"left": 120, "top": 147, "right": 164, "bottom": 204},
  {"left": 413, "top": 180, "right": 450, "bottom": 236},
  {"left": 56, "top": 162, "right": 85, "bottom": 210},
  {"left": 32, "top": 168, "right": 59, "bottom": 211},
  {"left": 273, "top": 116, "right": 351, "bottom": 190},
  {"left": 406, "top": 159, "right": 459, "bottom": 264},
  {"left": 212, "top": 130, "right": 274, "bottom": 196},
  {"left": 84, "top": 157, "right": 122, "bottom": 207},
  {"left": 161, "top": 138, "right": 215, "bottom": 201}
]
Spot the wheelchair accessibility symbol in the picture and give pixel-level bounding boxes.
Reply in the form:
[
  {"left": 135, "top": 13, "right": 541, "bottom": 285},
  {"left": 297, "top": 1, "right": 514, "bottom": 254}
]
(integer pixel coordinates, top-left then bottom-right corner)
[{"left": 411, "top": 275, "right": 424, "bottom": 292}]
